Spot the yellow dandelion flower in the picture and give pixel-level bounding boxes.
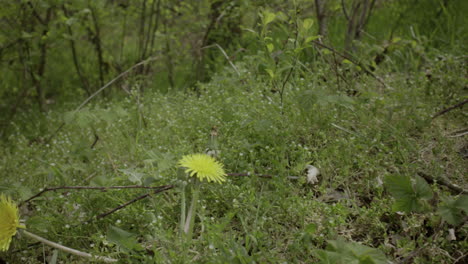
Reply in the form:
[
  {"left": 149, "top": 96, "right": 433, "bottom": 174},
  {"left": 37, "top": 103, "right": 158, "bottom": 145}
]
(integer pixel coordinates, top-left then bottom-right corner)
[
  {"left": 0, "top": 194, "right": 25, "bottom": 251},
  {"left": 178, "top": 154, "right": 227, "bottom": 183}
]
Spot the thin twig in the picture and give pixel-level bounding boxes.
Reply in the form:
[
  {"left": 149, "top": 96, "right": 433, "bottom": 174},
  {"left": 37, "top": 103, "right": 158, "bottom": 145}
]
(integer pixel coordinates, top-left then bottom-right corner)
[
  {"left": 227, "top": 173, "right": 299, "bottom": 180},
  {"left": 95, "top": 185, "right": 174, "bottom": 219},
  {"left": 22, "top": 230, "right": 118, "bottom": 263},
  {"left": 45, "top": 56, "right": 160, "bottom": 144},
  {"left": 311, "top": 40, "right": 388, "bottom": 88},
  {"left": 447, "top": 127, "right": 468, "bottom": 138},
  {"left": 432, "top": 99, "right": 468, "bottom": 119},
  {"left": 201, "top": 43, "right": 240, "bottom": 76},
  {"left": 21, "top": 185, "right": 172, "bottom": 206}
]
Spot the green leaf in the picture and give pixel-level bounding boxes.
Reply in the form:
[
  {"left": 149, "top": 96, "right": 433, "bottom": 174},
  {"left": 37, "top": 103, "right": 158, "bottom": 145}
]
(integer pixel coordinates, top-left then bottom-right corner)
[
  {"left": 297, "top": 89, "right": 319, "bottom": 112},
  {"left": 413, "top": 175, "right": 433, "bottom": 200},
  {"left": 385, "top": 175, "right": 430, "bottom": 212},
  {"left": 302, "top": 18, "right": 314, "bottom": 31},
  {"left": 385, "top": 175, "right": 413, "bottom": 200},
  {"left": 107, "top": 225, "right": 143, "bottom": 252},
  {"left": 266, "top": 43, "right": 274, "bottom": 53},
  {"left": 454, "top": 195, "right": 468, "bottom": 213},
  {"left": 438, "top": 195, "right": 467, "bottom": 225},
  {"left": 265, "top": 68, "right": 275, "bottom": 79},
  {"left": 261, "top": 11, "right": 276, "bottom": 25},
  {"left": 120, "top": 169, "right": 145, "bottom": 185},
  {"left": 305, "top": 35, "right": 319, "bottom": 43},
  {"left": 392, "top": 198, "right": 420, "bottom": 213},
  {"left": 317, "top": 239, "right": 389, "bottom": 264},
  {"left": 305, "top": 223, "right": 317, "bottom": 234}
]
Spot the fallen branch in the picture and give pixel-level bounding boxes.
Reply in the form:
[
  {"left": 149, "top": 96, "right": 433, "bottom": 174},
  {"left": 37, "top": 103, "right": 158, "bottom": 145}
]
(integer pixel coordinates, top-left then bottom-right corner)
[
  {"left": 21, "top": 185, "right": 172, "bottom": 206},
  {"left": 432, "top": 99, "right": 468, "bottom": 119},
  {"left": 94, "top": 185, "right": 174, "bottom": 220},
  {"left": 22, "top": 230, "right": 117, "bottom": 263},
  {"left": 418, "top": 172, "right": 467, "bottom": 195}
]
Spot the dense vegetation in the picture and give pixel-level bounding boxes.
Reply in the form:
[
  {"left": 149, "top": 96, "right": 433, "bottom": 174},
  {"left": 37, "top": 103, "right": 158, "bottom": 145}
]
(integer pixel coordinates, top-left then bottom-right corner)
[{"left": 1, "top": 0, "right": 467, "bottom": 263}]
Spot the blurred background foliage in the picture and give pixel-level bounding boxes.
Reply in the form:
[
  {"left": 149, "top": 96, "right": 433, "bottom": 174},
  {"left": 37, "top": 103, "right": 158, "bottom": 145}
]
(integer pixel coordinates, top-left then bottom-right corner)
[{"left": 0, "top": 0, "right": 466, "bottom": 138}]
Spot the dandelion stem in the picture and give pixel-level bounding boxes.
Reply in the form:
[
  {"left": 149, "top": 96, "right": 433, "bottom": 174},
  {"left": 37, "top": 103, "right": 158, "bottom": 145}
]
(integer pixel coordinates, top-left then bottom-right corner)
[
  {"left": 21, "top": 230, "right": 118, "bottom": 263},
  {"left": 180, "top": 182, "right": 186, "bottom": 236},
  {"left": 184, "top": 180, "right": 200, "bottom": 239}
]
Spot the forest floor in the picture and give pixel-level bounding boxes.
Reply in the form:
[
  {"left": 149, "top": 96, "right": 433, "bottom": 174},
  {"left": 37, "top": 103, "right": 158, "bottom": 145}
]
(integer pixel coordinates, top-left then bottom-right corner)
[{"left": 1, "top": 54, "right": 467, "bottom": 263}]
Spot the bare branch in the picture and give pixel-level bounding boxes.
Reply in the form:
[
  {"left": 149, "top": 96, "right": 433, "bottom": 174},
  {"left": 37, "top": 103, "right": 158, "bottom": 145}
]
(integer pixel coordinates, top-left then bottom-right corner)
[{"left": 21, "top": 184, "right": 172, "bottom": 206}]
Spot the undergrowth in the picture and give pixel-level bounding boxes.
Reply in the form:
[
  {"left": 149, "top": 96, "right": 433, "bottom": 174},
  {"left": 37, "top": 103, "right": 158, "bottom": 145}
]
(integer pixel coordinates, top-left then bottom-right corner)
[{"left": 0, "top": 53, "right": 466, "bottom": 263}]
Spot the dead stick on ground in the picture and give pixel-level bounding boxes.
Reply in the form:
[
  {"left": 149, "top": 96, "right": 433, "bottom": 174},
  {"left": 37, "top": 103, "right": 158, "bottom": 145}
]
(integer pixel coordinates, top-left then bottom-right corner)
[
  {"left": 94, "top": 185, "right": 174, "bottom": 220},
  {"left": 432, "top": 99, "right": 468, "bottom": 119},
  {"left": 21, "top": 184, "right": 172, "bottom": 206},
  {"left": 418, "top": 172, "right": 467, "bottom": 195}
]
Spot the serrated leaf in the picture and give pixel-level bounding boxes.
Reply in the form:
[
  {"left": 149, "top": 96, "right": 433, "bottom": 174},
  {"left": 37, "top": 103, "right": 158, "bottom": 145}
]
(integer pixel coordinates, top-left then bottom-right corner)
[
  {"left": 413, "top": 175, "right": 433, "bottom": 200},
  {"left": 385, "top": 175, "right": 430, "bottom": 212},
  {"left": 384, "top": 175, "right": 413, "bottom": 199},
  {"left": 392, "top": 198, "right": 420, "bottom": 212},
  {"left": 454, "top": 195, "right": 468, "bottom": 213},
  {"left": 318, "top": 239, "right": 389, "bottom": 264},
  {"left": 438, "top": 196, "right": 466, "bottom": 225}
]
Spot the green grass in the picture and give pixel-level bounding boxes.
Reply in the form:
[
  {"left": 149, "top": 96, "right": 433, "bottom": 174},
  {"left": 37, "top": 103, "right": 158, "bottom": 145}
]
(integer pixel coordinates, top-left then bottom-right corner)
[{"left": 1, "top": 53, "right": 466, "bottom": 263}]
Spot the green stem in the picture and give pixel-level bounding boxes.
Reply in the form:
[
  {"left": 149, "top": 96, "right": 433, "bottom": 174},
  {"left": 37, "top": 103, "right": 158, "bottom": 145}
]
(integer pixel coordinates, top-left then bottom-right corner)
[
  {"left": 179, "top": 182, "right": 186, "bottom": 236},
  {"left": 184, "top": 179, "right": 200, "bottom": 240}
]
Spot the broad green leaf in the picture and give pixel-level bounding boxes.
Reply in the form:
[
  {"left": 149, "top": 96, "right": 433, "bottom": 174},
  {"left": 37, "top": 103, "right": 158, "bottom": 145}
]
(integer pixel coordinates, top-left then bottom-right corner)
[
  {"left": 107, "top": 225, "right": 142, "bottom": 252},
  {"left": 261, "top": 11, "right": 276, "bottom": 25},
  {"left": 454, "top": 195, "right": 468, "bottom": 213},
  {"left": 438, "top": 195, "right": 467, "bottom": 225},
  {"left": 392, "top": 198, "right": 420, "bottom": 212},
  {"left": 413, "top": 175, "right": 433, "bottom": 200},
  {"left": 318, "top": 239, "right": 389, "bottom": 264},
  {"left": 384, "top": 175, "right": 413, "bottom": 199},
  {"left": 385, "top": 175, "right": 431, "bottom": 212}
]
